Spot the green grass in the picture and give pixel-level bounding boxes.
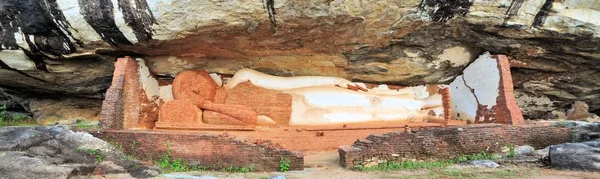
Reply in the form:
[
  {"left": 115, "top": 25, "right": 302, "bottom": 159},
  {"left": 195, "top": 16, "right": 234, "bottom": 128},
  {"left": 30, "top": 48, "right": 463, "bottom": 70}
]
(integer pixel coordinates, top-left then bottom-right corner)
[
  {"left": 429, "top": 168, "right": 520, "bottom": 179},
  {"left": 358, "top": 150, "right": 495, "bottom": 172},
  {"left": 75, "top": 120, "right": 97, "bottom": 129},
  {"left": 0, "top": 105, "right": 37, "bottom": 127},
  {"left": 76, "top": 147, "right": 104, "bottom": 162}
]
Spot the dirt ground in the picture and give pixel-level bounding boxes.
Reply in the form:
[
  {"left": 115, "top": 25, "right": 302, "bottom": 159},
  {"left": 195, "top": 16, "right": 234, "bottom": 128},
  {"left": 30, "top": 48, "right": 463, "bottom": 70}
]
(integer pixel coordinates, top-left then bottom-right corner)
[
  {"left": 144, "top": 151, "right": 600, "bottom": 179},
  {"left": 153, "top": 166, "right": 600, "bottom": 179}
]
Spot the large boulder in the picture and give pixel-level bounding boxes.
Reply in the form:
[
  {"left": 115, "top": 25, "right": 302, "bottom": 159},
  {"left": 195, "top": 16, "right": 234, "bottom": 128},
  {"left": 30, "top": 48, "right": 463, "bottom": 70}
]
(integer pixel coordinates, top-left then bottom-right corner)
[
  {"left": 0, "top": 0, "right": 599, "bottom": 118},
  {"left": 549, "top": 141, "right": 600, "bottom": 171}
]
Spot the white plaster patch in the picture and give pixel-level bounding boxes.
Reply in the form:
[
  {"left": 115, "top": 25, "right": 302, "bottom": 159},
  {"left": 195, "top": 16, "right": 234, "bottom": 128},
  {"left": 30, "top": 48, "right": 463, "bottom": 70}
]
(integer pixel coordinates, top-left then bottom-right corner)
[
  {"left": 209, "top": 73, "right": 223, "bottom": 87},
  {"left": 159, "top": 85, "right": 174, "bottom": 102},
  {"left": 449, "top": 75, "right": 478, "bottom": 121},
  {"left": 0, "top": 50, "right": 37, "bottom": 70},
  {"left": 449, "top": 52, "right": 501, "bottom": 122},
  {"left": 136, "top": 58, "right": 160, "bottom": 104}
]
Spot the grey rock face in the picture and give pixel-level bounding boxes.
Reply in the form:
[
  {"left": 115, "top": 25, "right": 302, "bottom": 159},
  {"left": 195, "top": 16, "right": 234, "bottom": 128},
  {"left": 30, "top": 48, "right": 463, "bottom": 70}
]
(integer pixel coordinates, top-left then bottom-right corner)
[
  {"left": 0, "top": 126, "right": 157, "bottom": 178},
  {"left": 268, "top": 175, "right": 287, "bottom": 179},
  {"left": 555, "top": 121, "right": 600, "bottom": 142},
  {"left": 549, "top": 141, "right": 600, "bottom": 171},
  {"left": 535, "top": 147, "right": 550, "bottom": 159},
  {"left": 99, "top": 161, "right": 127, "bottom": 174}
]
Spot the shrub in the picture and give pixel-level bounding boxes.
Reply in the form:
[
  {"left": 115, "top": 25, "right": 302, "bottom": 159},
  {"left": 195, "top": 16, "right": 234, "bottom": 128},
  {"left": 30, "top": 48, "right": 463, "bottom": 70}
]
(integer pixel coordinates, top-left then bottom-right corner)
[
  {"left": 279, "top": 157, "right": 291, "bottom": 172},
  {"left": 507, "top": 145, "right": 516, "bottom": 158}
]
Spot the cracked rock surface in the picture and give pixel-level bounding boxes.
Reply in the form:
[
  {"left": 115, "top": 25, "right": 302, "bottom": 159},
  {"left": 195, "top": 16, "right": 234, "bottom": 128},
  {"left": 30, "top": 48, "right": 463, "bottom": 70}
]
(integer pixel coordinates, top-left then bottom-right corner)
[{"left": 0, "top": 126, "right": 160, "bottom": 179}]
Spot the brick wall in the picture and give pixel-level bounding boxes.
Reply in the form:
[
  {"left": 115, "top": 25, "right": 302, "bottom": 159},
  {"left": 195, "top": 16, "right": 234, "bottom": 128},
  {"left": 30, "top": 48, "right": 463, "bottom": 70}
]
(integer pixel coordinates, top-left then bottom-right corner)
[
  {"left": 339, "top": 124, "right": 570, "bottom": 168},
  {"left": 494, "top": 55, "right": 525, "bottom": 125},
  {"left": 91, "top": 130, "right": 304, "bottom": 171},
  {"left": 99, "top": 76, "right": 124, "bottom": 129},
  {"left": 100, "top": 57, "right": 158, "bottom": 130}
]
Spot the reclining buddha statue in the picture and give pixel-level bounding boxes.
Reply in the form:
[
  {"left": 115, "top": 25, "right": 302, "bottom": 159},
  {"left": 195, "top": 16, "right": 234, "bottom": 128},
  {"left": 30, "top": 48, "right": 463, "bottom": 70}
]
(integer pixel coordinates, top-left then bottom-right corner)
[{"left": 222, "top": 68, "right": 447, "bottom": 126}]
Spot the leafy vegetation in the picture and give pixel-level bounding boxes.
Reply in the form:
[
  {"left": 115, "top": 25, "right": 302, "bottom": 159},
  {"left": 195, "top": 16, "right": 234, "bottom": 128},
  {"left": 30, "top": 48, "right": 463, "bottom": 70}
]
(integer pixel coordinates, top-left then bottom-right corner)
[
  {"left": 507, "top": 145, "right": 516, "bottom": 158},
  {"left": 358, "top": 150, "right": 495, "bottom": 171},
  {"left": 279, "top": 157, "right": 291, "bottom": 172},
  {"left": 0, "top": 105, "right": 37, "bottom": 126},
  {"left": 76, "top": 147, "right": 104, "bottom": 162}
]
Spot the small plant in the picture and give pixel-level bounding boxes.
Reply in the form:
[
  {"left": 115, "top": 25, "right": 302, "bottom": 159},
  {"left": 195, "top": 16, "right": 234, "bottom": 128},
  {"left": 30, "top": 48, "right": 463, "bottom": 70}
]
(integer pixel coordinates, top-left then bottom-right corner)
[
  {"left": 279, "top": 157, "right": 291, "bottom": 172},
  {"left": 0, "top": 105, "right": 8, "bottom": 122},
  {"left": 131, "top": 140, "right": 138, "bottom": 151},
  {"left": 467, "top": 150, "right": 495, "bottom": 161},
  {"left": 109, "top": 141, "right": 124, "bottom": 151},
  {"left": 191, "top": 165, "right": 209, "bottom": 171},
  {"left": 76, "top": 147, "right": 104, "bottom": 162},
  {"left": 454, "top": 154, "right": 469, "bottom": 163},
  {"left": 507, "top": 145, "right": 516, "bottom": 158}
]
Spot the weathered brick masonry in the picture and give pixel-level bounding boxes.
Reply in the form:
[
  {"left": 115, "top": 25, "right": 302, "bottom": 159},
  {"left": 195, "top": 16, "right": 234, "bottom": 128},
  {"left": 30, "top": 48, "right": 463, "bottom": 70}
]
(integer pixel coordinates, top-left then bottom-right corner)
[
  {"left": 339, "top": 124, "right": 570, "bottom": 168},
  {"left": 91, "top": 130, "right": 304, "bottom": 171}
]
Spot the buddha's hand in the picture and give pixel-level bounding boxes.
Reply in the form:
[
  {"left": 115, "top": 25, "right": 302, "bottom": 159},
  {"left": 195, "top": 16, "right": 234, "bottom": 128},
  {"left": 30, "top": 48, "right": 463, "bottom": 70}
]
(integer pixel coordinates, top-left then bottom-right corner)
[{"left": 334, "top": 79, "right": 368, "bottom": 92}]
